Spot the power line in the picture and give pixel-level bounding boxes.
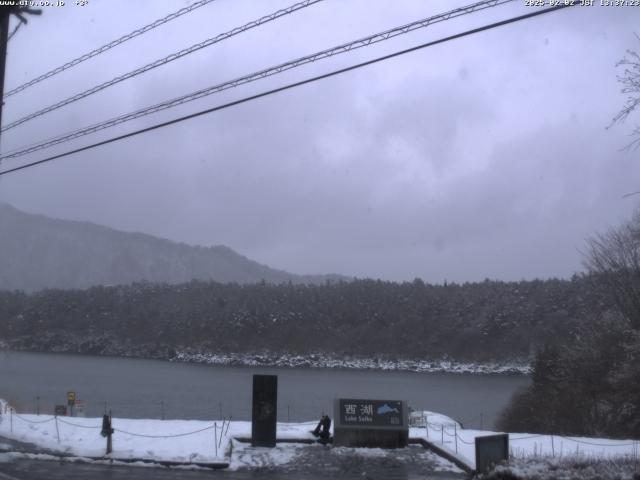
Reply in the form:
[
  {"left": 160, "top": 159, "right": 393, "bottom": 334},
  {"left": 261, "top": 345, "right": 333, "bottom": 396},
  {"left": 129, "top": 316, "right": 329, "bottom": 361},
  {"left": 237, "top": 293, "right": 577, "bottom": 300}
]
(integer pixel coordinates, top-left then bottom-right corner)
[
  {"left": 1, "top": 0, "right": 323, "bottom": 133},
  {"left": 0, "top": 4, "right": 575, "bottom": 178},
  {"left": 0, "top": 0, "right": 513, "bottom": 161},
  {"left": 3, "top": 0, "right": 218, "bottom": 99},
  {"left": 7, "top": 21, "right": 20, "bottom": 42}
]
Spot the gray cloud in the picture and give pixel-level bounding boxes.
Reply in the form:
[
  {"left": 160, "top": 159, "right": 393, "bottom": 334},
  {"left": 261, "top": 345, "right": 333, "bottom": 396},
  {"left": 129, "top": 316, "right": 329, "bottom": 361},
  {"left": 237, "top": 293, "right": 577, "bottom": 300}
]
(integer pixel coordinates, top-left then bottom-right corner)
[{"left": 1, "top": 0, "right": 639, "bottom": 282}]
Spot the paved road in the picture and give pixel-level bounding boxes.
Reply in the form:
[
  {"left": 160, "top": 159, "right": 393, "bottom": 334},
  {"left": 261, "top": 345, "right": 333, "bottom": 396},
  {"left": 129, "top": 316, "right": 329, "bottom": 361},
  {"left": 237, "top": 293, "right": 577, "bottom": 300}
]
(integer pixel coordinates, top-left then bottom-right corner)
[
  {"left": 0, "top": 437, "right": 466, "bottom": 479},
  {"left": 0, "top": 458, "right": 465, "bottom": 480}
]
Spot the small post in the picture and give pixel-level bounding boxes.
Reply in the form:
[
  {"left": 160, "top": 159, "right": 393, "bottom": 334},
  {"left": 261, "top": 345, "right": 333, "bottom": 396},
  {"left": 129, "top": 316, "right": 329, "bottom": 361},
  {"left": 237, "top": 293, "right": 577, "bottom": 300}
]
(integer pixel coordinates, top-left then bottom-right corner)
[
  {"left": 36, "top": 396, "right": 40, "bottom": 416},
  {"left": 454, "top": 423, "right": 458, "bottom": 454},
  {"left": 425, "top": 414, "right": 429, "bottom": 439},
  {"left": 54, "top": 415, "right": 60, "bottom": 443},
  {"left": 100, "top": 410, "right": 113, "bottom": 455},
  {"left": 225, "top": 416, "right": 232, "bottom": 436},
  {"left": 214, "top": 422, "right": 218, "bottom": 458},
  {"left": 551, "top": 435, "right": 555, "bottom": 457},
  {"left": 106, "top": 410, "right": 113, "bottom": 455},
  {"left": 101, "top": 411, "right": 114, "bottom": 455},
  {"left": 218, "top": 422, "right": 224, "bottom": 450}
]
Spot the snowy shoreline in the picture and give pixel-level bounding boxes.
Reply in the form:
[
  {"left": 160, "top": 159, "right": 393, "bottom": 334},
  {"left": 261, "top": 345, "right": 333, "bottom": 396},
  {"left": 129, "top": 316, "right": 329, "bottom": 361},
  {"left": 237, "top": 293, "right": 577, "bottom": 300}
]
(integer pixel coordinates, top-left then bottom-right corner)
[
  {"left": 171, "top": 350, "right": 531, "bottom": 375},
  {"left": 0, "top": 341, "right": 530, "bottom": 375}
]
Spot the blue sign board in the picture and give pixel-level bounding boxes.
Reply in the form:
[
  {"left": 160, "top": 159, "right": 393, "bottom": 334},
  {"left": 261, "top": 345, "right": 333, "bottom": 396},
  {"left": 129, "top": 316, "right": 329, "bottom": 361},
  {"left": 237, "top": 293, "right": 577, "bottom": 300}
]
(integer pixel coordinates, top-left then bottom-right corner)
[{"left": 338, "top": 399, "right": 404, "bottom": 427}]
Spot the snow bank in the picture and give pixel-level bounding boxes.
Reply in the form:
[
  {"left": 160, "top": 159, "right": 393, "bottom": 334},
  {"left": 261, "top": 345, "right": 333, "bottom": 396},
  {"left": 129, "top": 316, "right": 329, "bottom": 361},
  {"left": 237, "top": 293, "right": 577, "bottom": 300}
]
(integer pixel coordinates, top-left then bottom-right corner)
[
  {"left": 1, "top": 400, "right": 636, "bottom": 472},
  {"left": 0, "top": 398, "right": 322, "bottom": 466},
  {"left": 414, "top": 410, "right": 640, "bottom": 470}
]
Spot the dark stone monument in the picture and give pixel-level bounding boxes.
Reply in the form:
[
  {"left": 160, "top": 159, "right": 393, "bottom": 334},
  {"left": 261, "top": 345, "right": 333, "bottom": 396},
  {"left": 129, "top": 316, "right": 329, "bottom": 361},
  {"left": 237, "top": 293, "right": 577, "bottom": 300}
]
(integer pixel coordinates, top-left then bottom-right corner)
[
  {"left": 475, "top": 433, "right": 509, "bottom": 474},
  {"left": 251, "top": 374, "right": 278, "bottom": 447},
  {"left": 333, "top": 398, "right": 408, "bottom": 448}
]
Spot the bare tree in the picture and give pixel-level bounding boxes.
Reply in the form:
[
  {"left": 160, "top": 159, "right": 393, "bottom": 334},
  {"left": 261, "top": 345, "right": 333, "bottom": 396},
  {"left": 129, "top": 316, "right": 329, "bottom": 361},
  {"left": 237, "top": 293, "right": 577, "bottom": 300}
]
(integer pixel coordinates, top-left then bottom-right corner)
[
  {"left": 584, "top": 209, "right": 640, "bottom": 329},
  {"left": 610, "top": 35, "right": 640, "bottom": 151}
]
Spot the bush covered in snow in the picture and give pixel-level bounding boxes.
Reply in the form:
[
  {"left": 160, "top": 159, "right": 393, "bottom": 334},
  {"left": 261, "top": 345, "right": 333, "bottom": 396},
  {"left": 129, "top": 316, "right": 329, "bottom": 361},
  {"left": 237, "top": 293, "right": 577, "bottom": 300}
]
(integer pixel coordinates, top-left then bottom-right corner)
[{"left": 483, "top": 456, "right": 640, "bottom": 480}]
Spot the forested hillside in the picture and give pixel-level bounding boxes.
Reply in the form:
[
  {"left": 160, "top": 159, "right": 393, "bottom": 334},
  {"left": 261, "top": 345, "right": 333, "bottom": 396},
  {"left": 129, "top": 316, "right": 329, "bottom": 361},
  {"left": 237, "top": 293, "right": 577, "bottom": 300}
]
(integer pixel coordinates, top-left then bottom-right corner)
[
  {"left": 0, "top": 204, "right": 346, "bottom": 291},
  {"left": 0, "top": 276, "right": 613, "bottom": 364}
]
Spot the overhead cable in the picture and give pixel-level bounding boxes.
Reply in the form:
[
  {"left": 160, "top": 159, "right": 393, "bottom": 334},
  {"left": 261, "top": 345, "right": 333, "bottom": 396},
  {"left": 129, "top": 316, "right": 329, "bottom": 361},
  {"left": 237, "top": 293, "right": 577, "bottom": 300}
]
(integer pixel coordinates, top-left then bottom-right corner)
[
  {"left": 3, "top": 0, "right": 218, "bottom": 98},
  {"left": 1, "top": 0, "right": 323, "bottom": 132},
  {"left": 0, "top": 4, "right": 575, "bottom": 177},
  {"left": 1, "top": 0, "right": 512, "bottom": 159}
]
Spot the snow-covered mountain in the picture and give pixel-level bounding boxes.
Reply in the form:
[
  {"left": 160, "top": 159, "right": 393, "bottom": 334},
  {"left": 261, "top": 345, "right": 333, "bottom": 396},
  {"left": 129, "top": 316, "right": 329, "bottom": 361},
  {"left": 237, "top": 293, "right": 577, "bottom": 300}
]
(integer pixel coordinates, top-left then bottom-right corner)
[{"left": 0, "top": 204, "right": 346, "bottom": 291}]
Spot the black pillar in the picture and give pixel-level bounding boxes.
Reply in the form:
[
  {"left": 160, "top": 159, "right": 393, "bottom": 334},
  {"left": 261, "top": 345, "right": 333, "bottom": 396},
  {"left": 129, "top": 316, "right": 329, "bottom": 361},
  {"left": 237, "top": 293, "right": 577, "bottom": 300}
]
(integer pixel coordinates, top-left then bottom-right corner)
[{"left": 251, "top": 374, "right": 277, "bottom": 447}]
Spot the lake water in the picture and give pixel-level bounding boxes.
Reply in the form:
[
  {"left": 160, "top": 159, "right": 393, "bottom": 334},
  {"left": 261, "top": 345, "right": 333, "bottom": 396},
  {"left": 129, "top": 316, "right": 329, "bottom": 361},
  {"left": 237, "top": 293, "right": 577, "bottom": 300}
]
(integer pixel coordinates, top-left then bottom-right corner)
[{"left": 0, "top": 351, "right": 528, "bottom": 429}]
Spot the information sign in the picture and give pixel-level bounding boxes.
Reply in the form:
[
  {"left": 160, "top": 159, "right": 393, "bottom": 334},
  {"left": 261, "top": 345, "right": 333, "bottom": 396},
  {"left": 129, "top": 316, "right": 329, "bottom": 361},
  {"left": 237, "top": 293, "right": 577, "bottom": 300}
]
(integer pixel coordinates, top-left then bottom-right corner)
[{"left": 339, "top": 399, "right": 404, "bottom": 427}]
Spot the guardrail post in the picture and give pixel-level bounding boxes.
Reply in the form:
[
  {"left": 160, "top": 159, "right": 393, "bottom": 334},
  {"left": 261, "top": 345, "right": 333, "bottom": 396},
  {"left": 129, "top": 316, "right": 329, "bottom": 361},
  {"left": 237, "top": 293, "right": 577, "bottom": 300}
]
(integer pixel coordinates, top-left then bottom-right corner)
[
  {"left": 214, "top": 422, "right": 218, "bottom": 458},
  {"left": 425, "top": 414, "right": 429, "bottom": 439},
  {"left": 454, "top": 423, "right": 458, "bottom": 453},
  {"left": 101, "top": 411, "right": 113, "bottom": 455},
  {"left": 54, "top": 415, "right": 60, "bottom": 443},
  {"left": 218, "top": 422, "right": 224, "bottom": 450},
  {"left": 225, "top": 416, "right": 232, "bottom": 436}
]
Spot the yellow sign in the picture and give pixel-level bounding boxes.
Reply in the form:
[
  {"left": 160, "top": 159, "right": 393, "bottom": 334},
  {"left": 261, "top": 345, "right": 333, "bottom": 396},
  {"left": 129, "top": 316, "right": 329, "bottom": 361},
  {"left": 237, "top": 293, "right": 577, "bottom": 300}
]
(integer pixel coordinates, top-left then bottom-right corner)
[{"left": 67, "top": 391, "right": 76, "bottom": 406}]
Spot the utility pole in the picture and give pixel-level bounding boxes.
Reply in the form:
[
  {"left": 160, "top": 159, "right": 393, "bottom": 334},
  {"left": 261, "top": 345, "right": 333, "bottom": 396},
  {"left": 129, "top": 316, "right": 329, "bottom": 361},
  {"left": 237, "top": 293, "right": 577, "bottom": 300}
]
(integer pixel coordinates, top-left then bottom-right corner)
[
  {"left": 0, "top": 10, "right": 10, "bottom": 148},
  {"left": 0, "top": 6, "right": 42, "bottom": 152}
]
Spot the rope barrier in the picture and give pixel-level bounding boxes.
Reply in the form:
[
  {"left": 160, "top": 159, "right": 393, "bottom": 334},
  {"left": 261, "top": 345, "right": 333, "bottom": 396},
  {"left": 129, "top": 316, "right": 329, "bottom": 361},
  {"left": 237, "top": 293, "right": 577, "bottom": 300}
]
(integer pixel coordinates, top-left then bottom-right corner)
[
  {"left": 510, "top": 434, "right": 546, "bottom": 440},
  {"left": 10, "top": 408, "right": 638, "bottom": 456},
  {"left": 427, "top": 421, "right": 461, "bottom": 433},
  {"left": 559, "top": 436, "right": 637, "bottom": 447},
  {"left": 56, "top": 418, "right": 101, "bottom": 429},
  {"left": 114, "top": 424, "right": 216, "bottom": 438},
  {"left": 443, "top": 425, "right": 458, "bottom": 436},
  {"left": 12, "top": 413, "right": 55, "bottom": 424},
  {"left": 14, "top": 414, "right": 54, "bottom": 424},
  {"left": 447, "top": 431, "right": 637, "bottom": 450},
  {"left": 455, "top": 434, "right": 475, "bottom": 445}
]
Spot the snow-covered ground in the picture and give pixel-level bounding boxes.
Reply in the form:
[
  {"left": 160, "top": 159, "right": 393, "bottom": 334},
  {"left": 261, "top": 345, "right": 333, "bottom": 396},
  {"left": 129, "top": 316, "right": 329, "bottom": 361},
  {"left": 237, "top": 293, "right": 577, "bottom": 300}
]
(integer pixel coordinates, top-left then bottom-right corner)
[
  {"left": 0, "top": 398, "right": 320, "bottom": 466},
  {"left": 1, "top": 399, "right": 637, "bottom": 472},
  {"left": 408, "top": 411, "right": 640, "bottom": 470}
]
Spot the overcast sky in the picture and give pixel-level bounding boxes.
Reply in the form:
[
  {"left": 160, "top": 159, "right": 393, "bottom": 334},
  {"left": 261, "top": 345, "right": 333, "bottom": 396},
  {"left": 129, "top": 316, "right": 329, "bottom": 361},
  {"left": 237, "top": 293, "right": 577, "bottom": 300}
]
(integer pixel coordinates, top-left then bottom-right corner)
[{"left": 0, "top": 0, "right": 638, "bottom": 282}]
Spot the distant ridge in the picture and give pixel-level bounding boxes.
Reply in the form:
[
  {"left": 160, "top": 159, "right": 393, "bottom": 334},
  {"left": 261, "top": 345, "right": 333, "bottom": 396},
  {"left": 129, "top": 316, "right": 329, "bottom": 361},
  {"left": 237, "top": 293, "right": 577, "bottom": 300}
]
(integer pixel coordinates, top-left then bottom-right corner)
[{"left": 0, "top": 204, "right": 348, "bottom": 292}]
